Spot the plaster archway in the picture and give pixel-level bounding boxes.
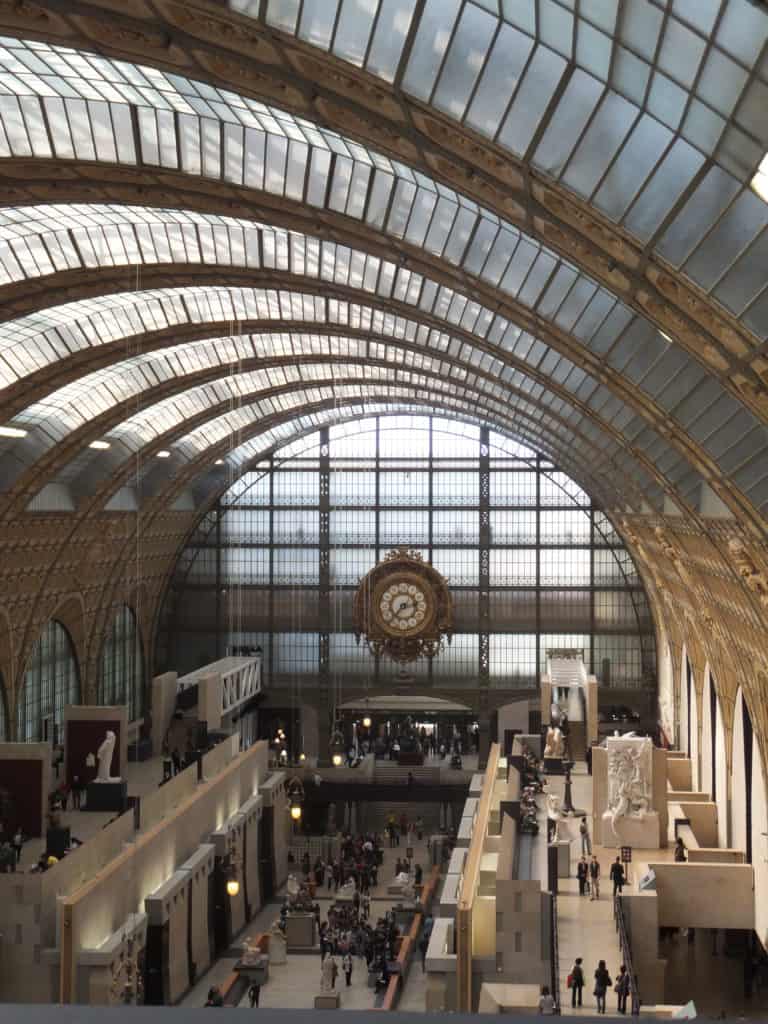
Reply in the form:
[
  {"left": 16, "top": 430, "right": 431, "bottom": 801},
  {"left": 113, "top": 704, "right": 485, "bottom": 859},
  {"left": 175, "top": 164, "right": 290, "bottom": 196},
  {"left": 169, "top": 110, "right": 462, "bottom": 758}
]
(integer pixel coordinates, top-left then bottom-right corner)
[
  {"left": 731, "top": 688, "right": 748, "bottom": 859},
  {"left": 751, "top": 734, "right": 768, "bottom": 948},
  {"left": 680, "top": 646, "right": 690, "bottom": 759},
  {"left": 689, "top": 666, "right": 700, "bottom": 792},
  {"left": 714, "top": 683, "right": 729, "bottom": 848}
]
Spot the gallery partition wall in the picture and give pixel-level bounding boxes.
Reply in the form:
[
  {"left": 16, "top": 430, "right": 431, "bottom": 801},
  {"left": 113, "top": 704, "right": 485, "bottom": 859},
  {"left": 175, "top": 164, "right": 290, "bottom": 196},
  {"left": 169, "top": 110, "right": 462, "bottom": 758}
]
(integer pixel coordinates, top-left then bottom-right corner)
[{"left": 160, "top": 415, "right": 655, "bottom": 701}]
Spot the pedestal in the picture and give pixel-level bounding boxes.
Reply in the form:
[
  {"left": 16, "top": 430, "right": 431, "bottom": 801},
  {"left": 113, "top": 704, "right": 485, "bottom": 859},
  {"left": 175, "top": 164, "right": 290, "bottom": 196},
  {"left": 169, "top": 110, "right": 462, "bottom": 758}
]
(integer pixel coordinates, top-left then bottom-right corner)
[
  {"left": 269, "top": 932, "right": 287, "bottom": 965},
  {"left": 285, "top": 913, "right": 315, "bottom": 950},
  {"left": 314, "top": 992, "right": 341, "bottom": 1009},
  {"left": 85, "top": 780, "right": 127, "bottom": 813},
  {"left": 601, "top": 810, "right": 660, "bottom": 849},
  {"left": 549, "top": 840, "right": 571, "bottom": 878}
]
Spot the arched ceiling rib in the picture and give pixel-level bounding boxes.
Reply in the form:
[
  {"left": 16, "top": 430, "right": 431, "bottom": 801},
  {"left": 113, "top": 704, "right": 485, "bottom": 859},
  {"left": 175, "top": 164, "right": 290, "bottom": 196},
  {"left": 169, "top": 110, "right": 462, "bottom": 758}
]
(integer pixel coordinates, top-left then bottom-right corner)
[
  {"left": 3, "top": 338, "right": 671, "bottom": 513},
  {"left": 113, "top": 393, "right": 629, "bottom": 522},
  {"left": 24, "top": 370, "right": 646, "bottom": 516},
  {"left": 0, "top": 269, "right": 762, "bottom": 526}
]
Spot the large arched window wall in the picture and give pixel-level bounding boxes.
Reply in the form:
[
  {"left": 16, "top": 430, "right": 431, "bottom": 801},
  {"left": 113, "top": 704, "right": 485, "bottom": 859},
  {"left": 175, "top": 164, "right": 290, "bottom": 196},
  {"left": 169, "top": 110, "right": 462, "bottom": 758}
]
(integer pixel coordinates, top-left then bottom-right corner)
[
  {"left": 99, "top": 606, "right": 146, "bottom": 722},
  {"left": 16, "top": 620, "right": 79, "bottom": 742},
  {"left": 162, "top": 415, "right": 656, "bottom": 692}
]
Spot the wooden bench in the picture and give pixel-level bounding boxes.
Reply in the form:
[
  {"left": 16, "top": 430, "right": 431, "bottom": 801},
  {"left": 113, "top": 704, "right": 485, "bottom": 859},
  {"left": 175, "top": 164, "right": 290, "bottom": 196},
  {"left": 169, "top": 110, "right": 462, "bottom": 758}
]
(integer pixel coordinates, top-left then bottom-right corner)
[{"left": 373, "top": 866, "right": 441, "bottom": 1011}]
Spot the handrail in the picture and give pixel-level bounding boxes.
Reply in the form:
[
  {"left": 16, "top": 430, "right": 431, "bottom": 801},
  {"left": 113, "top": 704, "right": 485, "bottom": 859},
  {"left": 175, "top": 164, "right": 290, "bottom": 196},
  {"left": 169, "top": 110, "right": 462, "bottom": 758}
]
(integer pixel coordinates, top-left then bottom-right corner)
[{"left": 614, "top": 895, "right": 640, "bottom": 1015}]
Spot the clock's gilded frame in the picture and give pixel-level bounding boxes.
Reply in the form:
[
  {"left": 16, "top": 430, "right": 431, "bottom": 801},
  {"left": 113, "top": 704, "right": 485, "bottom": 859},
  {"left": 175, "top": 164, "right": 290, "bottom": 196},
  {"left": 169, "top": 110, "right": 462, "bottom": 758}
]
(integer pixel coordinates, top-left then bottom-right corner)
[{"left": 353, "top": 548, "right": 453, "bottom": 664}]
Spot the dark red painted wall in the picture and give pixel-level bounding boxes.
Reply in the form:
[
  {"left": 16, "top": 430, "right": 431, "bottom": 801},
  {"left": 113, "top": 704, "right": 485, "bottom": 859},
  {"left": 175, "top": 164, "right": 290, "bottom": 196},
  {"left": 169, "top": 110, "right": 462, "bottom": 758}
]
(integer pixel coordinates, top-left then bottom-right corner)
[
  {"left": 0, "top": 760, "right": 44, "bottom": 837},
  {"left": 65, "top": 719, "right": 121, "bottom": 787}
]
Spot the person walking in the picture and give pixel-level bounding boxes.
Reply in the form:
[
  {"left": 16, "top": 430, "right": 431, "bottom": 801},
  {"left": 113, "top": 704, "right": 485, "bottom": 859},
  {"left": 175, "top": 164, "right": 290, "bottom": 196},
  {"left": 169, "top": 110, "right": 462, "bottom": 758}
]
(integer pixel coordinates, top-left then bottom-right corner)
[
  {"left": 538, "top": 985, "right": 556, "bottom": 1015},
  {"left": 12, "top": 828, "right": 23, "bottom": 866},
  {"left": 343, "top": 951, "right": 353, "bottom": 987},
  {"left": 580, "top": 817, "right": 592, "bottom": 856},
  {"left": 589, "top": 856, "right": 601, "bottom": 900},
  {"left": 593, "top": 960, "right": 612, "bottom": 1014},
  {"left": 247, "top": 982, "right": 261, "bottom": 1008},
  {"left": 616, "top": 964, "right": 630, "bottom": 1014},
  {"left": 610, "top": 856, "right": 625, "bottom": 898},
  {"left": 71, "top": 776, "right": 83, "bottom": 810},
  {"left": 577, "top": 856, "right": 589, "bottom": 897},
  {"left": 419, "top": 934, "right": 429, "bottom": 972},
  {"left": 569, "top": 957, "right": 585, "bottom": 1008},
  {"left": 674, "top": 837, "right": 687, "bottom": 862}
]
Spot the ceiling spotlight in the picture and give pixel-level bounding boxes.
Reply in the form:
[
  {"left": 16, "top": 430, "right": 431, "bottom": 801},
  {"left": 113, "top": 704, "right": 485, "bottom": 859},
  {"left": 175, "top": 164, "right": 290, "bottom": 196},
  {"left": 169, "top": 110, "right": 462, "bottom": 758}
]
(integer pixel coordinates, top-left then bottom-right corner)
[
  {"left": 0, "top": 425, "right": 27, "bottom": 438},
  {"left": 752, "top": 153, "right": 768, "bottom": 203},
  {"left": 156, "top": 449, "right": 171, "bottom": 458},
  {"left": 89, "top": 440, "right": 111, "bottom": 450},
  {"left": 214, "top": 458, "right": 224, "bottom": 465},
  {"left": 362, "top": 716, "right": 372, "bottom": 729}
]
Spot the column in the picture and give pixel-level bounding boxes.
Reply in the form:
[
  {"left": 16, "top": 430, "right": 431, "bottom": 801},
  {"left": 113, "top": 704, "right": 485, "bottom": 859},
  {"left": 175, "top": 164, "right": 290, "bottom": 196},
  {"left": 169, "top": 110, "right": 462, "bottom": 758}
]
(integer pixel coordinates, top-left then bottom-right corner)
[{"left": 318, "top": 428, "right": 331, "bottom": 765}]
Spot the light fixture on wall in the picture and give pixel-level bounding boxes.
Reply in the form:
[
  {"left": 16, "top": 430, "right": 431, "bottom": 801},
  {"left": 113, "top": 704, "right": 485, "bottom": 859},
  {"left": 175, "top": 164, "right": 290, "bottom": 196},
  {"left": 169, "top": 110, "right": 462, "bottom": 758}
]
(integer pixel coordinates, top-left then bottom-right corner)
[
  {"left": 329, "top": 725, "right": 345, "bottom": 767},
  {"left": 286, "top": 776, "right": 305, "bottom": 821},
  {"left": 224, "top": 832, "right": 241, "bottom": 897},
  {"left": 362, "top": 715, "right": 372, "bottom": 729}
]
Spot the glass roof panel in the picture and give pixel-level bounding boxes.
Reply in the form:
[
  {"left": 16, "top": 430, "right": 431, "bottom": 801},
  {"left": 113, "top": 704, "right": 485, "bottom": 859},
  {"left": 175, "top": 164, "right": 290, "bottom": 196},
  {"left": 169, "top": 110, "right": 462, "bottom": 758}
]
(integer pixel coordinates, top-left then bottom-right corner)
[{"left": 242, "top": 1, "right": 768, "bottom": 319}]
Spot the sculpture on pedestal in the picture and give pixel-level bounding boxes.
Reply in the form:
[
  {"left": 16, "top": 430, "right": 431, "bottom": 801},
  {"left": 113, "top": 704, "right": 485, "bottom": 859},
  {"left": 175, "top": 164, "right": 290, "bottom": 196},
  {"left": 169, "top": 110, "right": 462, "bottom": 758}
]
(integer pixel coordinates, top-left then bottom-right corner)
[
  {"left": 93, "top": 730, "right": 121, "bottom": 782},
  {"left": 544, "top": 725, "right": 564, "bottom": 758},
  {"left": 605, "top": 736, "right": 652, "bottom": 841}
]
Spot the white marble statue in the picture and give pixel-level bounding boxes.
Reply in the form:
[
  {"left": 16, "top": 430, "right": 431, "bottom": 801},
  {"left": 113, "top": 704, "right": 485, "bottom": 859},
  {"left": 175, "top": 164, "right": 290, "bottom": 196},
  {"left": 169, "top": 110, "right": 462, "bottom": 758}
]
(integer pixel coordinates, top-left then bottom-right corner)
[
  {"left": 544, "top": 725, "right": 564, "bottom": 758},
  {"left": 286, "top": 875, "right": 300, "bottom": 899},
  {"left": 547, "top": 793, "right": 563, "bottom": 841},
  {"left": 93, "top": 730, "right": 120, "bottom": 783},
  {"left": 320, "top": 954, "right": 337, "bottom": 992},
  {"left": 337, "top": 878, "right": 356, "bottom": 899},
  {"left": 605, "top": 736, "right": 652, "bottom": 840},
  {"left": 395, "top": 870, "right": 410, "bottom": 886}
]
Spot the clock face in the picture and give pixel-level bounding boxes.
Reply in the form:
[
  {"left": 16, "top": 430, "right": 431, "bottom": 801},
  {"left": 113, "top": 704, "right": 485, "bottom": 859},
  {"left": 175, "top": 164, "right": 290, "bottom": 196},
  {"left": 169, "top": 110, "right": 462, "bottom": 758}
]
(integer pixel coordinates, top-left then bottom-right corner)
[{"left": 375, "top": 576, "right": 432, "bottom": 636}]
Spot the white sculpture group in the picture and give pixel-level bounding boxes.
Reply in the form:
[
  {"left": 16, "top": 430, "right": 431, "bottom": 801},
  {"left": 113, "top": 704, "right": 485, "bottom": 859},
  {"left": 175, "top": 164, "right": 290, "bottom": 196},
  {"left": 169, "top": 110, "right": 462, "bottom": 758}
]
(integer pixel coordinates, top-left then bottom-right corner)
[{"left": 605, "top": 736, "right": 652, "bottom": 840}]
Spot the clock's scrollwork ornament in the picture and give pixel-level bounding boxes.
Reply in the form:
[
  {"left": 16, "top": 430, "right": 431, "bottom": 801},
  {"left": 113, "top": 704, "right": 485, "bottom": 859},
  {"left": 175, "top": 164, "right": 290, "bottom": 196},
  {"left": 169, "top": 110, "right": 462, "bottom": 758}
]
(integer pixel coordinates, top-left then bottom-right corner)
[{"left": 353, "top": 548, "right": 453, "bottom": 665}]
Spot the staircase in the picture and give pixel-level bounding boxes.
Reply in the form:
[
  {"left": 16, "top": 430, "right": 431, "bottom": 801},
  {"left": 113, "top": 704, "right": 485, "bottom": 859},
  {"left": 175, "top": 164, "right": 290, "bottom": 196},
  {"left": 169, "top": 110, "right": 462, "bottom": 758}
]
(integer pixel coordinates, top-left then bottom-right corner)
[
  {"left": 549, "top": 657, "right": 587, "bottom": 760},
  {"left": 373, "top": 764, "right": 441, "bottom": 785}
]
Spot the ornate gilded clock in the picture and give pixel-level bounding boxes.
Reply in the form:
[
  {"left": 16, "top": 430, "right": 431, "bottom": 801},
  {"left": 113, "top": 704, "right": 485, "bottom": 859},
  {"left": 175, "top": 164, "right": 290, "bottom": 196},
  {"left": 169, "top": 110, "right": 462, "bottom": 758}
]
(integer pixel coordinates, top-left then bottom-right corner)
[{"left": 353, "top": 548, "right": 453, "bottom": 664}]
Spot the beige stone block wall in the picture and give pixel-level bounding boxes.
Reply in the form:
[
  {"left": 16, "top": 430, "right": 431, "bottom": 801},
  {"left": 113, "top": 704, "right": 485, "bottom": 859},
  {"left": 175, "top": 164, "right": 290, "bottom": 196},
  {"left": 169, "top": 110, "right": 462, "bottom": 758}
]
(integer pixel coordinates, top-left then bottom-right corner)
[
  {"left": 140, "top": 761, "right": 197, "bottom": 830},
  {"left": 585, "top": 677, "right": 598, "bottom": 747},
  {"left": 60, "top": 740, "right": 270, "bottom": 1003},
  {"left": 666, "top": 757, "right": 692, "bottom": 791},
  {"left": 179, "top": 845, "right": 215, "bottom": 984},
  {"left": 151, "top": 672, "right": 178, "bottom": 755},
  {"left": 680, "top": 801, "right": 718, "bottom": 847},
  {"left": 653, "top": 747, "right": 669, "bottom": 848},
  {"left": 650, "top": 863, "right": 754, "bottom": 929},
  {"left": 622, "top": 892, "right": 666, "bottom": 1005},
  {"left": 592, "top": 745, "right": 608, "bottom": 846},
  {"left": 198, "top": 673, "right": 222, "bottom": 732}
]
